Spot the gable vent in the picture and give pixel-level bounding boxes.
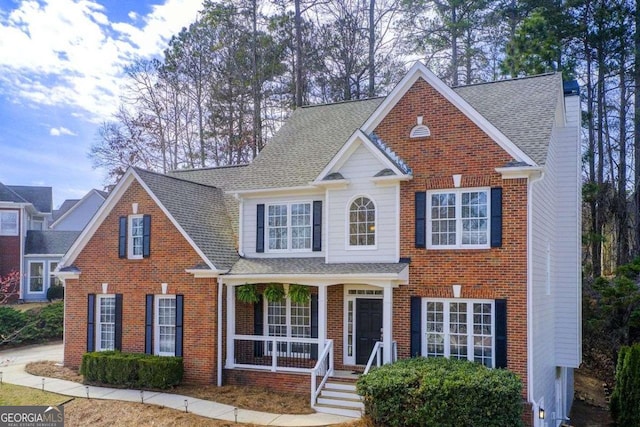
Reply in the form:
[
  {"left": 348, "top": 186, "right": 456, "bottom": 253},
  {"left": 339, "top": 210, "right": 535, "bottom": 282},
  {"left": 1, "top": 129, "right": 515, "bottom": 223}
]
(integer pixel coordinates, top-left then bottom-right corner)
[{"left": 410, "top": 116, "right": 431, "bottom": 138}]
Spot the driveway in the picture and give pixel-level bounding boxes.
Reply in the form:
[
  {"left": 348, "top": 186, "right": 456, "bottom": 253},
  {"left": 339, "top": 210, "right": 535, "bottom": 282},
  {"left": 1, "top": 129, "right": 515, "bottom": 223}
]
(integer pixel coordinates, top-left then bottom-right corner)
[{"left": 0, "top": 341, "right": 63, "bottom": 367}]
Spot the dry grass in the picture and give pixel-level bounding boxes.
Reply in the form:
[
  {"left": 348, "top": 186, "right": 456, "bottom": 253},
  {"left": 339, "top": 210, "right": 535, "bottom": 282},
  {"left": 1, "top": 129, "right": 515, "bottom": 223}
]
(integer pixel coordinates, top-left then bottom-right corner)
[
  {"left": 10, "top": 302, "right": 51, "bottom": 312},
  {"left": 0, "top": 382, "right": 69, "bottom": 406},
  {"left": 26, "top": 361, "right": 312, "bottom": 414}
]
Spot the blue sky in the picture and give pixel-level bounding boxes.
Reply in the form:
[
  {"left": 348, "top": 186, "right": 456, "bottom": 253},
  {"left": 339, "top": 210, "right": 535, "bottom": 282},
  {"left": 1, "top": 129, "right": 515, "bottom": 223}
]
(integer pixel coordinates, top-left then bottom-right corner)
[{"left": 0, "top": 0, "right": 204, "bottom": 208}]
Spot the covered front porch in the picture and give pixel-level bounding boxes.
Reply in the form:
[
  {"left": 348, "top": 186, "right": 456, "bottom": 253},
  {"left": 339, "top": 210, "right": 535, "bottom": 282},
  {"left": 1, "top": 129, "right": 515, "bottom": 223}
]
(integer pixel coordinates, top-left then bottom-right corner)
[{"left": 220, "top": 257, "right": 408, "bottom": 409}]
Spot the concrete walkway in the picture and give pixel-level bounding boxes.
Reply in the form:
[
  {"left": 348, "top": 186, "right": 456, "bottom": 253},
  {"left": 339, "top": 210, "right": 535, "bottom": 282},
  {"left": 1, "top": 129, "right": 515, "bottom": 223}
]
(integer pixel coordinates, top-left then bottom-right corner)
[{"left": 0, "top": 343, "right": 356, "bottom": 426}]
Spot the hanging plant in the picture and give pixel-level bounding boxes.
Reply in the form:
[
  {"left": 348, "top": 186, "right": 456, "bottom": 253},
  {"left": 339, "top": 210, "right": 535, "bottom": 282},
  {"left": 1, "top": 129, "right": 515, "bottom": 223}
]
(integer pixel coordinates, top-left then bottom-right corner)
[
  {"left": 236, "top": 284, "right": 259, "bottom": 304},
  {"left": 288, "top": 284, "right": 310, "bottom": 304},
  {"left": 263, "top": 283, "right": 286, "bottom": 302}
]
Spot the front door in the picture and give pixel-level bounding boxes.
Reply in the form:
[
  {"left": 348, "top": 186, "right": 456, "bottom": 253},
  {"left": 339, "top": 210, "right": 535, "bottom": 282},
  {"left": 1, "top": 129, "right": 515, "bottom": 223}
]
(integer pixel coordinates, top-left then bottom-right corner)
[{"left": 355, "top": 299, "right": 383, "bottom": 365}]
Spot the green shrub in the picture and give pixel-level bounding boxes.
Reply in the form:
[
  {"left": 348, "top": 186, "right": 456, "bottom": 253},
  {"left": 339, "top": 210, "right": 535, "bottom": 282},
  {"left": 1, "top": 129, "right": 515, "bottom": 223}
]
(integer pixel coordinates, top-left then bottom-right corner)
[
  {"left": 357, "top": 357, "right": 523, "bottom": 427},
  {"left": 81, "top": 352, "right": 183, "bottom": 389},
  {"left": 611, "top": 343, "right": 640, "bottom": 424},
  {"left": 46, "top": 285, "right": 64, "bottom": 301},
  {"left": 138, "top": 356, "right": 184, "bottom": 389},
  {"left": 34, "top": 301, "right": 64, "bottom": 339},
  {"left": 0, "top": 306, "right": 27, "bottom": 343}
]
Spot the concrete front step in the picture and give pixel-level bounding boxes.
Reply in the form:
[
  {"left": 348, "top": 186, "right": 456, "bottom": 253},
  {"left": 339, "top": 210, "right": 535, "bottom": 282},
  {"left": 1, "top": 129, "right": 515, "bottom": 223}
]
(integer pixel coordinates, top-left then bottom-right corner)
[
  {"left": 321, "top": 389, "right": 362, "bottom": 400},
  {"left": 317, "top": 396, "right": 363, "bottom": 409},
  {"left": 314, "top": 403, "right": 362, "bottom": 418},
  {"left": 323, "top": 381, "right": 357, "bottom": 392}
]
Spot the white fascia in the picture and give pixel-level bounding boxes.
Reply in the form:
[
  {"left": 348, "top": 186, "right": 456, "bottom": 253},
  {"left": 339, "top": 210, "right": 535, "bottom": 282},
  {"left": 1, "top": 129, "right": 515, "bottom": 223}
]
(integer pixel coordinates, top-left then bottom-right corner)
[{"left": 495, "top": 166, "right": 543, "bottom": 180}]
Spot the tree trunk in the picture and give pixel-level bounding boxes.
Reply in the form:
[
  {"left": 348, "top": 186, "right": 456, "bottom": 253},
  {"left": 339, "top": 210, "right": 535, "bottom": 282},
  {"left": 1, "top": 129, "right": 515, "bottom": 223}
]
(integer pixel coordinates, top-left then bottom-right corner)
[
  {"left": 451, "top": 6, "right": 458, "bottom": 86},
  {"left": 634, "top": 1, "right": 640, "bottom": 256},
  {"left": 617, "top": 45, "right": 629, "bottom": 265},
  {"left": 368, "top": 0, "right": 375, "bottom": 98},
  {"left": 295, "top": 0, "right": 303, "bottom": 107}
]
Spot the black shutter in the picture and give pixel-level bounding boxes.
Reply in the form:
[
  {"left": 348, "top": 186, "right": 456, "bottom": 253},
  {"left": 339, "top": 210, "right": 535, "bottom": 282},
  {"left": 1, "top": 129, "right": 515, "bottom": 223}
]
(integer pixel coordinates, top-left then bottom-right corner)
[
  {"left": 312, "top": 201, "right": 322, "bottom": 252},
  {"left": 114, "top": 294, "right": 123, "bottom": 351},
  {"left": 256, "top": 204, "right": 265, "bottom": 253},
  {"left": 142, "top": 214, "right": 151, "bottom": 257},
  {"left": 253, "top": 295, "right": 264, "bottom": 357},
  {"left": 87, "top": 294, "right": 96, "bottom": 352},
  {"left": 175, "top": 295, "right": 184, "bottom": 357},
  {"left": 118, "top": 216, "right": 127, "bottom": 258},
  {"left": 310, "top": 294, "right": 319, "bottom": 359},
  {"left": 415, "top": 192, "right": 426, "bottom": 248},
  {"left": 495, "top": 299, "right": 508, "bottom": 368},
  {"left": 145, "top": 294, "right": 154, "bottom": 355},
  {"left": 410, "top": 296, "right": 422, "bottom": 357},
  {"left": 490, "top": 188, "right": 502, "bottom": 248}
]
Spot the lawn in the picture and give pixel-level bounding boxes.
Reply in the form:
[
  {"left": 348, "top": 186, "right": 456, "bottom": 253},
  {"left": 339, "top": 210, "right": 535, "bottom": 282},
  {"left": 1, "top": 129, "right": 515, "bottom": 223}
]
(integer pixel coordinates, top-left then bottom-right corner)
[{"left": 0, "top": 382, "right": 69, "bottom": 406}]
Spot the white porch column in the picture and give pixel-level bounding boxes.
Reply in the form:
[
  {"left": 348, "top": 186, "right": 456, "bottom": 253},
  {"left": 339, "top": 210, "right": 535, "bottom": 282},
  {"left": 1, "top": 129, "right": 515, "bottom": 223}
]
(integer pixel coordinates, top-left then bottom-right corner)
[
  {"left": 225, "top": 284, "right": 236, "bottom": 368},
  {"left": 383, "top": 285, "right": 393, "bottom": 364},
  {"left": 318, "top": 285, "right": 327, "bottom": 355}
]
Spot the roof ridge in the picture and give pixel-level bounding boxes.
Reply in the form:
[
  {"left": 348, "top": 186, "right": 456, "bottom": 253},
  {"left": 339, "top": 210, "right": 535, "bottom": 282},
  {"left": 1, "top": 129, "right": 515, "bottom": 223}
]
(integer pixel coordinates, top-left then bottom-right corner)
[
  {"left": 452, "top": 72, "right": 559, "bottom": 89},
  {"left": 170, "top": 163, "right": 250, "bottom": 174},
  {"left": 133, "top": 167, "right": 223, "bottom": 191},
  {"left": 300, "top": 96, "right": 385, "bottom": 109},
  {"left": 0, "top": 182, "right": 29, "bottom": 203}
]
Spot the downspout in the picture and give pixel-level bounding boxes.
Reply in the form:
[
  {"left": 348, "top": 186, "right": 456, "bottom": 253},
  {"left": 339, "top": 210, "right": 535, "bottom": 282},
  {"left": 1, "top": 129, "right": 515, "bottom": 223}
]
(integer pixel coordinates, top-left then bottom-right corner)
[
  {"left": 19, "top": 206, "right": 25, "bottom": 300},
  {"left": 527, "top": 171, "right": 544, "bottom": 409},
  {"left": 217, "top": 277, "right": 223, "bottom": 387}
]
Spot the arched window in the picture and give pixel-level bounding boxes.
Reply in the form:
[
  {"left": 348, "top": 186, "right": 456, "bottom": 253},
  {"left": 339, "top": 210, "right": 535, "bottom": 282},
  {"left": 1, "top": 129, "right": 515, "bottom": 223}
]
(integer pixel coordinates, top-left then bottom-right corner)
[{"left": 349, "top": 197, "right": 375, "bottom": 246}]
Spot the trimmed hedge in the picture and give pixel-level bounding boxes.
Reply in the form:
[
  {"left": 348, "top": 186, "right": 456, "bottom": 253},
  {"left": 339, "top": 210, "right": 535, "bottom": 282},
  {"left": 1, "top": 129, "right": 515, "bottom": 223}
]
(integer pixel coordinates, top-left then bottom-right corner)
[
  {"left": 46, "top": 284, "right": 64, "bottom": 301},
  {"left": 357, "top": 357, "right": 524, "bottom": 427},
  {"left": 80, "top": 351, "right": 183, "bottom": 389},
  {"left": 610, "top": 343, "right": 640, "bottom": 424}
]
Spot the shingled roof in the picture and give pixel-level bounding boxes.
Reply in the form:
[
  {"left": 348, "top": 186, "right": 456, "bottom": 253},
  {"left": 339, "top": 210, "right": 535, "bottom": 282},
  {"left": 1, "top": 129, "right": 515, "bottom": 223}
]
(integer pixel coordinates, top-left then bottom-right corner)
[
  {"left": 25, "top": 230, "right": 80, "bottom": 255},
  {"left": 453, "top": 72, "right": 561, "bottom": 166},
  {"left": 173, "top": 72, "right": 561, "bottom": 193},
  {"left": 133, "top": 168, "right": 238, "bottom": 271},
  {"left": 8, "top": 185, "right": 53, "bottom": 213},
  {"left": 228, "top": 257, "right": 408, "bottom": 276}
]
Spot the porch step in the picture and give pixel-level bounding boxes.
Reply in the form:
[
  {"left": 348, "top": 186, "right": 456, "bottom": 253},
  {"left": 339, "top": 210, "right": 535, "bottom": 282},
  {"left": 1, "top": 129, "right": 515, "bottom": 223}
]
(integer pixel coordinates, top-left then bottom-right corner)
[{"left": 313, "top": 377, "right": 363, "bottom": 418}]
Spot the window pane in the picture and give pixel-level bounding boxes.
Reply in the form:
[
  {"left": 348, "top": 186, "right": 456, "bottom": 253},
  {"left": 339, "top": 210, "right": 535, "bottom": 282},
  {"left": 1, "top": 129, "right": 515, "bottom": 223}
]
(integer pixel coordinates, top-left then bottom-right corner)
[
  {"left": 131, "top": 217, "right": 144, "bottom": 256},
  {"left": 449, "top": 302, "right": 468, "bottom": 360},
  {"left": 431, "top": 193, "right": 456, "bottom": 246},
  {"left": 268, "top": 205, "right": 288, "bottom": 250},
  {"left": 98, "top": 296, "right": 116, "bottom": 351},
  {"left": 425, "top": 301, "right": 444, "bottom": 357},
  {"left": 349, "top": 197, "right": 375, "bottom": 246},
  {"left": 461, "top": 191, "right": 488, "bottom": 245},
  {"left": 0, "top": 212, "right": 18, "bottom": 235},
  {"left": 291, "top": 203, "right": 311, "bottom": 249},
  {"left": 29, "top": 263, "right": 44, "bottom": 292},
  {"left": 473, "top": 303, "right": 493, "bottom": 367},
  {"left": 157, "top": 298, "right": 176, "bottom": 354}
]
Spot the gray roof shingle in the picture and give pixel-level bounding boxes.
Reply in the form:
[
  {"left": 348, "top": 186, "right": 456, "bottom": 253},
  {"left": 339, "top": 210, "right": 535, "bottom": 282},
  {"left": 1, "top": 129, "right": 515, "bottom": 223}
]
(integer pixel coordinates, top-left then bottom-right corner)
[
  {"left": 25, "top": 230, "right": 80, "bottom": 255},
  {"left": 229, "top": 257, "right": 408, "bottom": 276},
  {"left": 53, "top": 199, "right": 80, "bottom": 221},
  {"left": 8, "top": 185, "right": 53, "bottom": 213},
  {"left": 0, "top": 183, "right": 27, "bottom": 203},
  {"left": 453, "top": 73, "right": 561, "bottom": 165},
  {"left": 133, "top": 168, "right": 238, "bottom": 271}
]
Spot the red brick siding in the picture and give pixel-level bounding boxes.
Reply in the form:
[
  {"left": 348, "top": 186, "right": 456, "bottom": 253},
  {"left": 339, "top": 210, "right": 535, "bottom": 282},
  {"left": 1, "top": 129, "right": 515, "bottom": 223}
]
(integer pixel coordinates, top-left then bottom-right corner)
[
  {"left": 224, "top": 369, "right": 311, "bottom": 395},
  {"left": 63, "top": 180, "right": 218, "bottom": 384},
  {"left": 374, "top": 78, "right": 530, "bottom": 396},
  {"left": 0, "top": 209, "right": 21, "bottom": 277}
]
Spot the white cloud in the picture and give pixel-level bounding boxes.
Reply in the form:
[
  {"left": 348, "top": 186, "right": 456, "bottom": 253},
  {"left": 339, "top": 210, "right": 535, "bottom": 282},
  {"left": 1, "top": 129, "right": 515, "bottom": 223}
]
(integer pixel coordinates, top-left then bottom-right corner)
[
  {"left": 50, "top": 126, "right": 76, "bottom": 136},
  {"left": 0, "top": 0, "right": 203, "bottom": 121}
]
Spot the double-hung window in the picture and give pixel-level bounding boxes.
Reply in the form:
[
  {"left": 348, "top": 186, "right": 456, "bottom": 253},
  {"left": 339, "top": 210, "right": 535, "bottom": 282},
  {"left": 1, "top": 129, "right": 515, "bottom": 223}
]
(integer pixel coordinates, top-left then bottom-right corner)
[
  {"left": 128, "top": 215, "right": 144, "bottom": 258},
  {"left": 266, "top": 297, "right": 311, "bottom": 356},
  {"left": 267, "top": 203, "right": 311, "bottom": 251},
  {"left": 423, "top": 299, "right": 494, "bottom": 367},
  {"left": 0, "top": 211, "right": 18, "bottom": 236},
  {"left": 96, "top": 295, "right": 116, "bottom": 351},
  {"left": 28, "top": 261, "right": 44, "bottom": 293},
  {"left": 348, "top": 197, "right": 376, "bottom": 247},
  {"left": 49, "top": 262, "right": 62, "bottom": 288},
  {"left": 156, "top": 296, "right": 176, "bottom": 356},
  {"left": 427, "top": 189, "right": 489, "bottom": 249}
]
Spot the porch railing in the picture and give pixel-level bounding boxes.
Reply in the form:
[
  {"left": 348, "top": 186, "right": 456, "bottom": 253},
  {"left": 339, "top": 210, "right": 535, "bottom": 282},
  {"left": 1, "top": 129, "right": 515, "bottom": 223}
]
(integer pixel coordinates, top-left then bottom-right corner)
[
  {"left": 310, "top": 339, "right": 334, "bottom": 407},
  {"left": 363, "top": 340, "right": 398, "bottom": 375},
  {"left": 232, "top": 335, "right": 321, "bottom": 372}
]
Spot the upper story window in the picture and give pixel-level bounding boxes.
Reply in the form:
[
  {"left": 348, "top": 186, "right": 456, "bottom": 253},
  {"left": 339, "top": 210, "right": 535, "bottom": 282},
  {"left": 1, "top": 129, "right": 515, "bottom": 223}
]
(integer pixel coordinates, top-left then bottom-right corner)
[
  {"left": 129, "top": 215, "right": 144, "bottom": 258},
  {"left": 0, "top": 211, "right": 18, "bottom": 236},
  {"left": 349, "top": 196, "right": 375, "bottom": 247},
  {"left": 119, "top": 214, "right": 151, "bottom": 259},
  {"left": 267, "top": 203, "right": 311, "bottom": 251},
  {"left": 427, "top": 189, "right": 489, "bottom": 249},
  {"left": 31, "top": 217, "right": 44, "bottom": 231}
]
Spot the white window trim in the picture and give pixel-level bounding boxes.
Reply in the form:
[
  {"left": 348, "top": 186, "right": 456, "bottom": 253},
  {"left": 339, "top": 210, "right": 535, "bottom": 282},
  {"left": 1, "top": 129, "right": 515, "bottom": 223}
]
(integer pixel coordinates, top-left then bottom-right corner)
[
  {"left": 96, "top": 294, "right": 116, "bottom": 352},
  {"left": 265, "top": 201, "right": 313, "bottom": 253},
  {"left": 421, "top": 298, "right": 495, "bottom": 368},
  {"left": 49, "top": 261, "right": 61, "bottom": 288},
  {"left": 31, "top": 218, "right": 44, "bottom": 231},
  {"left": 345, "top": 195, "right": 378, "bottom": 250},
  {"left": 0, "top": 211, "right": 19, "bottom": 236},
  {"left": 154, "top": 294, "right": 176, "bottom": 357},
  {"left": 128, "top": 214, "right": 144, "bottom": 259},
  {"left": 426, "top": 187, "right": 490, "bottom": 250},
  {"left": 27, "top": 261, "right": 45, "bottom": 294},
  {"left": 264, "top": 296, "right": 312, "bottom": 357}
]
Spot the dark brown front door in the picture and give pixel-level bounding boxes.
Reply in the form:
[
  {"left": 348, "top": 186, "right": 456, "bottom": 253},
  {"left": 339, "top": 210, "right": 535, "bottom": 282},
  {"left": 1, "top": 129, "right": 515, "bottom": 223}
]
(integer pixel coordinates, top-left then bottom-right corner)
[{"left": 356, "top": 299, "right": 383, "bottom": 365}]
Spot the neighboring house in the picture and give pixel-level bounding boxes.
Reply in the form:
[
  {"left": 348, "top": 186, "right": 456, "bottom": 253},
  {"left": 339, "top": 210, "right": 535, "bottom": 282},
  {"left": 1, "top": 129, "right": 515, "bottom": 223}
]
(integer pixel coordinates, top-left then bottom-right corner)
[
  {"left": 0, "top": 183, "right": 105, "bottom": 301},
  {"left": 0, "top": 183, "right": 53, "bottom": 299},
  {"left": 51, "top": 189, "right": 107, "bottom": 231},
  {"left": 58, "top": 63, "right": 581, "bottom": 426}
]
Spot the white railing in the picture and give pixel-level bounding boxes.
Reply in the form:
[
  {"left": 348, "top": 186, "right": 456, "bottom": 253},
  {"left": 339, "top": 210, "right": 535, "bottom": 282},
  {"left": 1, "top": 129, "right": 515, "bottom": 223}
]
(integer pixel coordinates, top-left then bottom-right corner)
[
  {"left": 363, "top": 341, "right": 398, "bottom": 375},
  {"left": 231, "top": 335, "right": 322, "bottom": 372},
  {"left": 310, "top": 339, "right": 334, "bottom": 408}
]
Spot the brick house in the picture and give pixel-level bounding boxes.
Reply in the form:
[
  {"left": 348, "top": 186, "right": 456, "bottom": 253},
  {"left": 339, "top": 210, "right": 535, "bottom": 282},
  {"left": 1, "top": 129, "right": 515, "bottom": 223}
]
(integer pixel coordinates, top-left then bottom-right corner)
[{"left": 58, "top": 63, "right": 580, "bottom": 426}]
